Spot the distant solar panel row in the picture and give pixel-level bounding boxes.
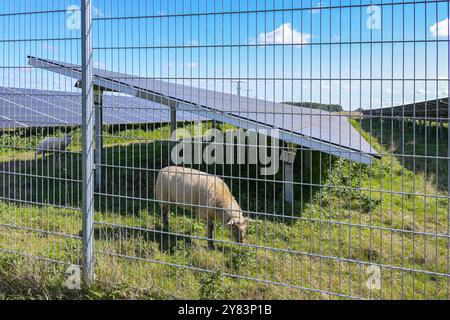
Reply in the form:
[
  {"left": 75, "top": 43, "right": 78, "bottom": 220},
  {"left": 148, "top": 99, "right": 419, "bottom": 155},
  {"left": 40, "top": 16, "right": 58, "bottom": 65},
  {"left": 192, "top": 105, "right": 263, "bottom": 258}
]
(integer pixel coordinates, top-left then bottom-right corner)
[
  {"left": 28, "top": 56, "right": 378, "bottom": 164},
  {"left": 362, "top": 98, "right": 449, "bottom": 120},
  {"left": 0, "top": 87, "right": 205, "bottom": 129}
]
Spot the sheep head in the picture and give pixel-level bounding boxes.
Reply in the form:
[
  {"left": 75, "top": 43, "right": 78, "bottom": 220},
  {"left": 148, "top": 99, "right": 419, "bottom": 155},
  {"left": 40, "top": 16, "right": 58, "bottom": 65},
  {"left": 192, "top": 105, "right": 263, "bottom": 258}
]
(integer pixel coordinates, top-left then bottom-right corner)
[{"left": 227, "top": 201, "right": 247, "bottom": 244}]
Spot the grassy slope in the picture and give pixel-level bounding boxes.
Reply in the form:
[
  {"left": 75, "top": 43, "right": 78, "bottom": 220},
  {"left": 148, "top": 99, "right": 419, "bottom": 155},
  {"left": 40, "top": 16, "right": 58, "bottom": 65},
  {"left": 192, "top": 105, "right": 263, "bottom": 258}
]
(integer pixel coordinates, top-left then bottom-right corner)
[{"left": 0, "top": 120, "right": 449, "bottom": 300}]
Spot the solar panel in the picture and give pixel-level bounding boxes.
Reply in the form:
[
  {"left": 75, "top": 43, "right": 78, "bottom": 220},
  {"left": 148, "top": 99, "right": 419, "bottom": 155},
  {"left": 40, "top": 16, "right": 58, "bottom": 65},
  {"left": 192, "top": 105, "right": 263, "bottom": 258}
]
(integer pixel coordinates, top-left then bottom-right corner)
[
  {"left": 0, "top": 86, "right": 205, "bottom": 129},
  {"left": 362, "top": 98, "right": 449, "bottom": 119},
  {"left": 28, "top": 56, "right": 378, "bottom": 164}
]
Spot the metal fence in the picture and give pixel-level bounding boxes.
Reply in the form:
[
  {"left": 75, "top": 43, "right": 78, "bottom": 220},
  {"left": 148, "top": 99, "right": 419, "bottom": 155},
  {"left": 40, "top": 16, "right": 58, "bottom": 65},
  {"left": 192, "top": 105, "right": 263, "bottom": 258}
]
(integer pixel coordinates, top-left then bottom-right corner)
[{"left": 0, "top": 0, "right": 449, "bottom": 299}]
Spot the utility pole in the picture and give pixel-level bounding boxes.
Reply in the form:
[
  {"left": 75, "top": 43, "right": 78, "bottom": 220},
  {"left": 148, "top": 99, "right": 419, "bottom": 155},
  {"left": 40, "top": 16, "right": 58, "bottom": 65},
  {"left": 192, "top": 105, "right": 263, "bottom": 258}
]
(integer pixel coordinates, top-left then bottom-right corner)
[{"left": 232, "top": 80, "right": 246, "bottom": 97}]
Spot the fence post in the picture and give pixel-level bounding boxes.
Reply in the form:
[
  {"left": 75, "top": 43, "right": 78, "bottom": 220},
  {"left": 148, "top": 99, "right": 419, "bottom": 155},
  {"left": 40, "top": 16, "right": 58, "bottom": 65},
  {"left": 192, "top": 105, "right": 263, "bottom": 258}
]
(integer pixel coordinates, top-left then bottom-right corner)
[{"left": 81, "top": 0, "right": 95, "bottom": 285}]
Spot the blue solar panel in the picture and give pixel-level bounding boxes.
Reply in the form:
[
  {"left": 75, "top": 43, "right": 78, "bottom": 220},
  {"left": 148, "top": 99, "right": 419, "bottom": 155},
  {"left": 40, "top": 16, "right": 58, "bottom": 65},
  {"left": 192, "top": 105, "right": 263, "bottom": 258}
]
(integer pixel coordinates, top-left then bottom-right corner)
[
  {"left": 0, "top": 87, "right": 205, "bottom": 129},
  {"left": 28, "top": 56, "right": 378, "bottom": 164}
]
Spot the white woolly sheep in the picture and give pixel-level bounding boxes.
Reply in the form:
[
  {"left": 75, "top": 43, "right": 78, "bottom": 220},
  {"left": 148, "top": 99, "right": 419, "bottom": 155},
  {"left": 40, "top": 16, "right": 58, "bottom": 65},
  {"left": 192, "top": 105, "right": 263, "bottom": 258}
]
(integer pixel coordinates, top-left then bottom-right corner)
[
  {"left": 36, "top": 134, "right": 72, "bottom": 159},
  {"left": 155, "top": 166, "right": 247, "bottom": 250}
]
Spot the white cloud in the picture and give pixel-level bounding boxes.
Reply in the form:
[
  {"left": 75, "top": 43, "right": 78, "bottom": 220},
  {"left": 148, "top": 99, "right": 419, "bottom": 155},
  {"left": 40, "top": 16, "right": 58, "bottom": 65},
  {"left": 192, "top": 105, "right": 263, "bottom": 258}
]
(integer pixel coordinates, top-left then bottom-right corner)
[
  {"left": 18, "top": 67, "right": 32, "bottom": 73},
  {"left": 93, "top": 6, "right": 104, "bottom": 18},
  {"left": 258, "top": 23, "right": 311, "bottom": 45},
  {"left": 248, "top": 37, "right": 257, "bottom": 45},
  {"left": 185, "top": 62, "right": 198, "bottom": 69},
  {"left": 166, "top": 61, "right": 198, "bottom": 69},
  {"left": 332, "top": 35, "right": 341, "bottom": 42},
  {"left": 94, "top": 61, "right": 106, "bottom": 69},
  {"left": 430, "top": 18, "right": 449, "bottom": 37},
  {"left": 312, "top": 2, "right": 323, "bottom": 15},
  {"left": 187, "top": 40, "right": 199, "bottom": 46},
  {"left": 320, "top": 80, "right": 330, "bottom": 90},
  {"left": 41, "top": 43, "right": 58, "bottom": 52}
]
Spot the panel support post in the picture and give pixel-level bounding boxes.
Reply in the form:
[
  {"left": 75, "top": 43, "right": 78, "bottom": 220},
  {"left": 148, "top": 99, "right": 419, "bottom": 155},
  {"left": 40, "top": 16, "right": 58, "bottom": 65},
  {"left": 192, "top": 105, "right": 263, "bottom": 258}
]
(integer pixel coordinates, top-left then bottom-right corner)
[
  {"left": 281, "top": 148, "right": 297, "bottom": 204},
  {"left": 81, "top": 0, "right": 94, "bottom": 286},
  {"left": 303, "top": 148, "right": 312, "bottom": 181},
  {"left": 94, "top": 87, "right": 104, "bottom": 192},
  {"left": 170, "top": 102, "right": 178, "bottom": 162},
  {"left": 170, "top": 103, "right": 177, "bottom": 138}
]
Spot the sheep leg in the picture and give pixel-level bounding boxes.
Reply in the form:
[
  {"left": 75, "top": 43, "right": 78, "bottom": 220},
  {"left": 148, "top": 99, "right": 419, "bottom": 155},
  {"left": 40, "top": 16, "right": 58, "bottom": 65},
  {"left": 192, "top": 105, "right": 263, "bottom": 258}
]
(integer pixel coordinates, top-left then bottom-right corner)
[
  {"left": 207, "top": 220, "right": 215, "bottom": 250},
  {"left": 161, "top": 205, "right": 170, "bottom": 228}
]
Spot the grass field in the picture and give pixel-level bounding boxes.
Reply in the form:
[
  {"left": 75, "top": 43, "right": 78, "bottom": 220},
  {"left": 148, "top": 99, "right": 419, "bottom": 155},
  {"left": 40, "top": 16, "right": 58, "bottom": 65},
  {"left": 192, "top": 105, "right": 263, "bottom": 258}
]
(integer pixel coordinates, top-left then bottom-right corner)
[{"left": 0, "top": 119, "right": 449, "bottom": 300}]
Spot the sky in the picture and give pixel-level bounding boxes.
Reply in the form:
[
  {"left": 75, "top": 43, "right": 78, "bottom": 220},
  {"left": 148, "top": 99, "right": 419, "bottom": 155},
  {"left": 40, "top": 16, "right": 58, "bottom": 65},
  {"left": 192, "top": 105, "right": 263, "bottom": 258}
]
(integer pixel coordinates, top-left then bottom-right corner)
[{"left": 0, "top": 0, "right": 449, "bottom": 110}]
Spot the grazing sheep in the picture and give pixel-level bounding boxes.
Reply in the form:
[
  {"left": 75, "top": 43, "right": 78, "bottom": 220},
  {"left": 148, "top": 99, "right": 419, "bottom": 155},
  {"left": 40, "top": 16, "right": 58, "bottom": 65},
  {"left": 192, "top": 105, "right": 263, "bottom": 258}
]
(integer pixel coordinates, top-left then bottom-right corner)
[
  {"left": 36, "top": 134, "right": 72, "bottom": 159},
  {"left": 155, "top": 166, "right": 247, "bottom": 250}
]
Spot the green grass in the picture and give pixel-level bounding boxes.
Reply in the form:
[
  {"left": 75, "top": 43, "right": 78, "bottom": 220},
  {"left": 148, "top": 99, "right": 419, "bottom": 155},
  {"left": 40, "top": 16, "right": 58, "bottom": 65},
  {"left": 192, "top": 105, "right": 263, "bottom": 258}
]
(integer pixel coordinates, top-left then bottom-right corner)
[{"left": 0, "top": 120, "right": 449, "bottom": 300}]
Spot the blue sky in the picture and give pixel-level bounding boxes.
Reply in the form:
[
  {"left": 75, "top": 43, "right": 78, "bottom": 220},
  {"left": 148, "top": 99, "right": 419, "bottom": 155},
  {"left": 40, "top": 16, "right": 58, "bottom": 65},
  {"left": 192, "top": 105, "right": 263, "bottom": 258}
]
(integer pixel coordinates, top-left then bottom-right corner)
[{"left": 0, "top": 0, "right": 449, "bottom": 110}]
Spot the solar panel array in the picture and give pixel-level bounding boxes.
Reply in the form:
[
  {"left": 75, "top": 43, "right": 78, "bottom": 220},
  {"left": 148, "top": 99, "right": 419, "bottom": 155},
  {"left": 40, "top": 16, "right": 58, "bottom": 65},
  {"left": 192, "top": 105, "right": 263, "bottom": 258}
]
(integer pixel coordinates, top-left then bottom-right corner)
[
  {"left": 0, "top": 87, "right": 205, "bottom": 129},
  {"left": 28, "top": 56, "right": 378, "bottom": 163},
  {"left": 362, "top": 98, "right": 449, "bottom": 120}
]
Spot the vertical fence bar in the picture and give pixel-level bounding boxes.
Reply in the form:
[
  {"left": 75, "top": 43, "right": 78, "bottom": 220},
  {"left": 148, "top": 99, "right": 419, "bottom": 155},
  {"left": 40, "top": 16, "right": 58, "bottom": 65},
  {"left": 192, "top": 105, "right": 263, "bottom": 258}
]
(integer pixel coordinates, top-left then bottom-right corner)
[
  {"left": 94, "top": 88, "right": 104, "bottom": 192},
  {"left": 447, "top": 3, "right": 450, "bottom": 299},
  {"left": 81, "top": 0, "right": 95, "bottom": 285}
]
